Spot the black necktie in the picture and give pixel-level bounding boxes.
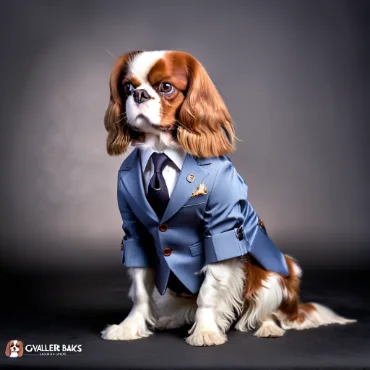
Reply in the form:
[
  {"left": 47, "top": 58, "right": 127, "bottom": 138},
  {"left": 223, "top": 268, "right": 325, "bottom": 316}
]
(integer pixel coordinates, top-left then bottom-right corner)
[
  {"left": 146, "top": 152, "right": 193, "bottom": 296},
  {"left": 147, "top": 152, "right": 170, "bottom": 219}
]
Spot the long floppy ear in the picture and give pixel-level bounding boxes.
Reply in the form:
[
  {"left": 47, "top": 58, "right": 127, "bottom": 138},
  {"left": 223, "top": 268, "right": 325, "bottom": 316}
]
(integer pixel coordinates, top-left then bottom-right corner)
[
  {"left": 177, "top": 54, "right": 236, "bottom": 158},
  {"left": 5, "top": 341, "right": 11, "bottom": 357},
  {"left": 104, "top": 51, "right": 143, "bottom": 156},
  {"left": 18, "top": 341, "right": 23, "bottom": 357}
]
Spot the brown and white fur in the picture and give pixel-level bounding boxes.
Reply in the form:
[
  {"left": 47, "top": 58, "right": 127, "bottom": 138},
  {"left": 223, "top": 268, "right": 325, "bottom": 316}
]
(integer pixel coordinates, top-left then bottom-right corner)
[
  {"left": 5, "top": 340, "right": 24, "bottom": 358},
  {"left": 101, "top": 50, "right": 356, "bottom": 346}
]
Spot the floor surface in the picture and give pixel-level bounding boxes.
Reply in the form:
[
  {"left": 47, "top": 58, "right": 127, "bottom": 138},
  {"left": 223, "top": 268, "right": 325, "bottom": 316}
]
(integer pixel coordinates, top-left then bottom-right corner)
[{"left": 0, "top": 268, "right": 368, "bottom": 370}]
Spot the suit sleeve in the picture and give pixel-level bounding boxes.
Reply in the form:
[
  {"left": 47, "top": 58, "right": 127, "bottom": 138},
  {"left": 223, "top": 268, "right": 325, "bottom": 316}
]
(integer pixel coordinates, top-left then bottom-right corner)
[
  {"left": 202, "top": 159, "right": 249, "bottom": 265},
  {"left": 117, "top": 174, "right": 153, "bottom": 268}
]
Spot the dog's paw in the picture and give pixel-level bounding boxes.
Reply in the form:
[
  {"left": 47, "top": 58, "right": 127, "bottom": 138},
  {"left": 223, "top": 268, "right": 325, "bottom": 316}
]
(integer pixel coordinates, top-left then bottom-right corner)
[
  {"left": 185, "top": 330, "right": 227, "bottom": 346},
  {"left": 101, "top": 322, "right": 153, "bottom": 341},
  {"left": 254, "top": 321, "right": 285, "bottom": 338}
]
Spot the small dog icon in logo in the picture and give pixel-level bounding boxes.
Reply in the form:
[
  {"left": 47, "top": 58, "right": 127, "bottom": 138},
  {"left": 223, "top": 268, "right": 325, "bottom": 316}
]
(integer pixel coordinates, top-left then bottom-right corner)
[{"left": 5, "top": 340, "right": 23, "bottom": 358}]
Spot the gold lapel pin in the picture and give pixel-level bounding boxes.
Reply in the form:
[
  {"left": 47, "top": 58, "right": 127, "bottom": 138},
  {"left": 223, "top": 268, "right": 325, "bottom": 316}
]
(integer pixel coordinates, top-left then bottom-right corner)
[
  {"left": 187, "top": 174, "right": 195, "bottom": 183},
  {"left": 191, "top": 183, "right": 208, "bottom": 198}
]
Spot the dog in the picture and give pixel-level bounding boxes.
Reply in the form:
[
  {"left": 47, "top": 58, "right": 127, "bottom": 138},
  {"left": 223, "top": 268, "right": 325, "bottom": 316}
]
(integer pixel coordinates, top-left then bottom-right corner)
[
  {"left": 5, "top": 340, "right": 24, "bottom": 358},
  {"left": 101, "top": 50, "right": 355, "bottom": 346}
]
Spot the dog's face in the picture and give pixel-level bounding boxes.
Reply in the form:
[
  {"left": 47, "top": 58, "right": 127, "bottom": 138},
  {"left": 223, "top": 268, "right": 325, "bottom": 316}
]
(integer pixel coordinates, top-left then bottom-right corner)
[
  {"left": 5, "top": 340, "right": 23, "bottom": 358},
  {"left": 104, "top": 50, "right": 235, "bottom": 158},
  {"left": 124, "top": 51, "right": 187, "bottom": 136}
]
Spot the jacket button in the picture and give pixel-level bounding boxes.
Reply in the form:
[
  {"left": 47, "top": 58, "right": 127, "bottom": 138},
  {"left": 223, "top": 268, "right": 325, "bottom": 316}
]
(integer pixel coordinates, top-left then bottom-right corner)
[
  {"left": 121, "top": 240, "right": 124, "bottom": 251},
  {"left": 159, "top": 223, "right": 168, "bottom": 232},
  {"left": 163, "top": 248, "right": 172, "bottom": 256}
]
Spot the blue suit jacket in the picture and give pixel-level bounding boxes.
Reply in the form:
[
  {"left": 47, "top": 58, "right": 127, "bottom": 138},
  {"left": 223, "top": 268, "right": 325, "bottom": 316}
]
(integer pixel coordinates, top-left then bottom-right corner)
[{"left": 118, "top": 148, "right": 288, "bottom": 295}]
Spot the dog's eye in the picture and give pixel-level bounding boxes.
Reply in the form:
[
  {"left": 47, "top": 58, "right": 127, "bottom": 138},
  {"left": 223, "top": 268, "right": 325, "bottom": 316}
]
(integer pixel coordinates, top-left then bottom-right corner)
[
  {"left": 159, "top": 82, "right": 174, "bottom": 95},
  {"left": 124, "top": 82, "right": 134, "bottom": 96}
]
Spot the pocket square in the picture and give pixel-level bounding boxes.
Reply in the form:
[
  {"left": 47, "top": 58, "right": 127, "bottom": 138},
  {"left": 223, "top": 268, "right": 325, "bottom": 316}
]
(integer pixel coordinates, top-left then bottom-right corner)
[{"left": 191, "top": 183, "right": 208, "bottom": 198}]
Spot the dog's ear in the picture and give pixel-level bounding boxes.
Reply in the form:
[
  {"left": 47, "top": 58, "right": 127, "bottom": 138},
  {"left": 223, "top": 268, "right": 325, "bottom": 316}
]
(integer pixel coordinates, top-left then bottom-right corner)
[
  {"left": 176, "top": 52, "right": 236, "bottom": 158},
  {"left": 5, "top": 341, "right": 11, "bottom": 357},
  {"left": 105, "top": 50, "right": 143, "bottom": 156},
  {"left": 18, "top": 341, "right": 23, "bottom": 357}
]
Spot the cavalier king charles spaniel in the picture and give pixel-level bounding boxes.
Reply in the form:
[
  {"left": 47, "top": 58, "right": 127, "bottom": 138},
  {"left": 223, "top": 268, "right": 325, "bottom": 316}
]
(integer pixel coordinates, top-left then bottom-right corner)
[
  {"left": 5, "top": 340, "right": 23, "bottom": 358},
  {"left": 101, "top": 50, "right": 355, "bottom": 346}
]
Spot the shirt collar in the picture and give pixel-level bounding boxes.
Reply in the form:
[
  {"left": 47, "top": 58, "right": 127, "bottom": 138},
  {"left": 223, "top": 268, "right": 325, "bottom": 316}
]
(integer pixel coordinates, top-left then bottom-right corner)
[{"left": 139, "top": 146, "right": 186, "bottom": 172}]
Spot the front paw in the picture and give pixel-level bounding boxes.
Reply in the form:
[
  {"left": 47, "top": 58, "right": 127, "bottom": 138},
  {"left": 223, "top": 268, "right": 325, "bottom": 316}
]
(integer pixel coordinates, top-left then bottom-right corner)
[
  {"left": 185, "top": 330, "right": 227, "bottom": 346},
  {"left": 254, "top": 321, "right": 285, "bottom": 338},
  {"left": 101, "top": 321, "right": 153, "bottom": 341}
]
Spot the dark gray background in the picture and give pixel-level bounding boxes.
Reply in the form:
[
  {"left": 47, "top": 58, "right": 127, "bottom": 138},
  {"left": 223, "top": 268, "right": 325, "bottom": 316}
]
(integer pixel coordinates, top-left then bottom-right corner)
[
  {"left": 0, "top": 0, "right": 369, "bottom": 274},
  {"left": 1, "top": 2, "right": 369, "bottom": 369}
]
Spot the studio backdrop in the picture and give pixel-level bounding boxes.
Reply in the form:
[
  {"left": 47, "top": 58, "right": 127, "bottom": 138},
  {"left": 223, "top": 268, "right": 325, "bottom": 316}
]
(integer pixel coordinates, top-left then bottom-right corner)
[{"left": 0, "top": 0, "right": 369, "bottom": 275}]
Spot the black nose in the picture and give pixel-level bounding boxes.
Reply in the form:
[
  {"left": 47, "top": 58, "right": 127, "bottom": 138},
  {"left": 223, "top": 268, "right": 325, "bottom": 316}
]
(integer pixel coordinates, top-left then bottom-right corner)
[{"left": 133, "top": 89, "right": 151, "bottom": 104}]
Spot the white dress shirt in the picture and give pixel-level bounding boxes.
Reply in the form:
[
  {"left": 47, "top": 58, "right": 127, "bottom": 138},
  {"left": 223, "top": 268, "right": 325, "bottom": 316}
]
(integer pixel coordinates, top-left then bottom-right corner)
[{"left": 138, "top": 146, "right": 187, "bottom": 197}]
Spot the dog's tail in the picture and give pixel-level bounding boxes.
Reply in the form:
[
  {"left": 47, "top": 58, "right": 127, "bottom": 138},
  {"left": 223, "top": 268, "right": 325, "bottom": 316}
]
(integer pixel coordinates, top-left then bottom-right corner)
[
  {"left": 275, "top": 257, "right": 356, "bottom": 330},
  {"left": 273, "top": 257, "right": 356, "bottom": 330},
  {"left": 277, "top": 302, "right": 356, "bottom": 330}
]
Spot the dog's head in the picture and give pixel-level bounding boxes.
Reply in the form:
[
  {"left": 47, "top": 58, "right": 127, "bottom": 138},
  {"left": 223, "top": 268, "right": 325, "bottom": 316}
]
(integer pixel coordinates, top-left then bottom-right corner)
[
  {"left": 104, "top": 50, "right": 235, "bottom": 158},
  {"left": 5, "top": 340, "right": 23, "bottom": 358}
]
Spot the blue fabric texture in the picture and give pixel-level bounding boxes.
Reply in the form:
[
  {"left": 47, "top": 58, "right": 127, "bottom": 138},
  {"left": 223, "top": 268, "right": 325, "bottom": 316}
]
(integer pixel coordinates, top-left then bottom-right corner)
[{"left": 117, "top": 148, "right": 289, "bottom": 295}]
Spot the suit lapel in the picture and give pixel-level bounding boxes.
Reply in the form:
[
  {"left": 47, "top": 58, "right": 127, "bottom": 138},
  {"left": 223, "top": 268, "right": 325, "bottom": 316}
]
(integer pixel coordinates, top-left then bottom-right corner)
[
  {"left": 160, "top": 154, "right": 209, "bottom": 223},
  {"left": 120, "top": 148, "right": 160, "bottom": 225},
  {"left": 120, "top": 148, "right": 211, "bottom": 225}
]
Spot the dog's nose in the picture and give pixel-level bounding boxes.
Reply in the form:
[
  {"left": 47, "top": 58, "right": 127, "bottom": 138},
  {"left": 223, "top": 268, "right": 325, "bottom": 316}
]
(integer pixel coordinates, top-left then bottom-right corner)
[{"left": 133, "top": 89, "right": 151, "bottom": 104}]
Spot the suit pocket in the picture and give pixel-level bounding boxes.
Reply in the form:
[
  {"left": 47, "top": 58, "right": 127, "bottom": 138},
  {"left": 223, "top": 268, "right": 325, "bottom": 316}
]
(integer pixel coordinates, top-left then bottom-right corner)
[
  {"left": 189, "top": 241, "right": 203, "bottom": 257},
  {"left": 182, "top": 196, "right": 206, "bottom": 208}
]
